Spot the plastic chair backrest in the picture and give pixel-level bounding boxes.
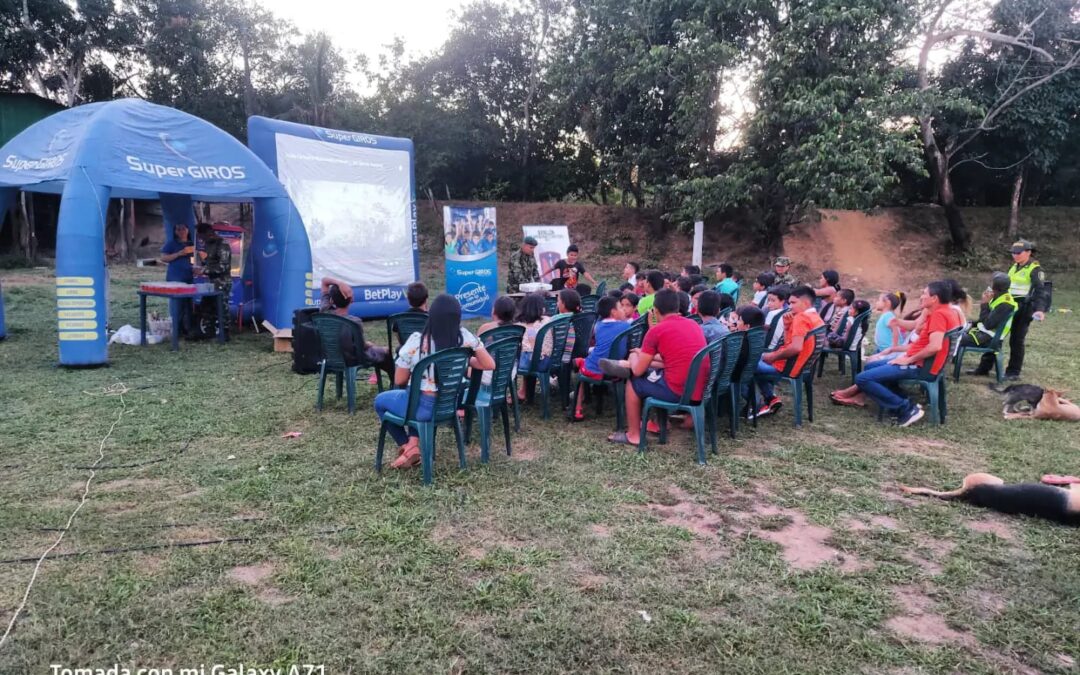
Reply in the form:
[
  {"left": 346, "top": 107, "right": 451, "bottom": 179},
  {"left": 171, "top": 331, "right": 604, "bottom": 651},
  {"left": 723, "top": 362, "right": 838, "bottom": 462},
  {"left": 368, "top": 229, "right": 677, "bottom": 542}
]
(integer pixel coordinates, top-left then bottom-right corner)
[
  {"left": 606, "top": 323, "right": 636, "bottom": 362},
  {"left": 405, "top": 347, "right": 473, "bottom": 423},
  {"left": 595, "top": 280, "right": 607, "bottom": 296},
  {"left": 714, "top": 331, "right": 746, "bottom": 390},
  {"left": 526, "top": 315, "right": 571, "bottom": 372},
  {"left": 479, "top": 324, "right": 525, "bottom": 346},
  {"left": 988, "top": 309, "right": 1017, "bottom": 350},
  {"left": 764, "top": 308, "right": 789, "bottom": 347},
  {"left": 919, "top": 326, "right": 965, "bottom": 378},
  {"left": 544, "top": 296, "right": 558, "bottom": 316},
  {"left": 580, "top": 294, "right": 599, "bottom": 312},
  {"left": 779, "top": 324, "right": 827, "bottom": 378},
  {"left": 570, "top": 311, "right": 599, "bottom": 359},
  {"left": 677, "top": 339, "right": 725, "bottom": 406},
  {"left": 840, "top": 309, "right": 872, "bottom": 351},
  {"left": 465, "top": 337, "right": 520, "bottom": 406},
  {"left": 718, "top": 307, "right": 733, "bottom": 320},
  {"left": 310, "top": 313, "right": 359, "bottom": 370},
  {"left": 627, "top": 317, "right": 647, "bottom": 349},
  {"left": 688, "top": 314, "right": 704, "bottom": 325},
  {"left": 387, "top": 312, "right": 429, "bottom": 348},
  {"left": 736, "top": 326, "right": 768, "bottom": 385}
]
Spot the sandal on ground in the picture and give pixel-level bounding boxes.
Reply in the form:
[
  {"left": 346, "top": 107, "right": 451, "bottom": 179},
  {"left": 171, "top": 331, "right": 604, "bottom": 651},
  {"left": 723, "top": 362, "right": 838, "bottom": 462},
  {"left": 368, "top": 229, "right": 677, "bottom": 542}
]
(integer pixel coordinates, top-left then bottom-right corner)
[
  {"left": 569, "top": 410, "right": 586, "bottom": 422},
  {"left": 391, "top": 446, "right": 421, "bottom": 469},
  {"left": 607, "top": 431, "right": 637, "bottom": 445},
  {"left": 830, "top": 393, "right": 865, "bottom": 408}
]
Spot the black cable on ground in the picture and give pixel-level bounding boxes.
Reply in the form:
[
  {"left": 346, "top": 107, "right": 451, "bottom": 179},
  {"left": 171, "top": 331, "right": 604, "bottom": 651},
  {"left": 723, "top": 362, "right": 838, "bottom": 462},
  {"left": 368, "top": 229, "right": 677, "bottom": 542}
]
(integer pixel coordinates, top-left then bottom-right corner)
[
  {"left": 32, "top": 516, "right": 266, "bottom": 533},
  {"left": 71, "top": 435, "right": 194, "bottom": 470},
  {"left": 0, "top": 525, "right": 357, "bottom": 565}
]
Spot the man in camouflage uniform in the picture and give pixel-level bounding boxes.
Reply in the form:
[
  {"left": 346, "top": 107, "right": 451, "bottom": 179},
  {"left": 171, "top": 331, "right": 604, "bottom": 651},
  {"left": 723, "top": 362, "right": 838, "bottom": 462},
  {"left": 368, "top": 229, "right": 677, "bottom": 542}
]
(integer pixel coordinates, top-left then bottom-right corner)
[
  {"left": 194, "top": 222, "right": 233, "bottom": 337},
  {"left": 773, "top": 256, "right": 797, "bottom": 286},
  {"left": 196, "top": 222, "right": 233, "bottom": 294},
  {"left": 507, "top": 235, "right": 541, "bottom": 293}
]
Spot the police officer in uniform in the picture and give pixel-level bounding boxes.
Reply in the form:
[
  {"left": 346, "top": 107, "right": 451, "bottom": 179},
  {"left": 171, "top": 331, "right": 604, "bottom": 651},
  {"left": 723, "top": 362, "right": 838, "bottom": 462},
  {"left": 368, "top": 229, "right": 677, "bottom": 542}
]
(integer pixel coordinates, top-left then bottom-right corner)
[
  {"left": 964, "top": 272, "right": 1018, "bottom": 377},
  {"left": 1002, "top": 239, "right": 1048, "bottom": 380}
]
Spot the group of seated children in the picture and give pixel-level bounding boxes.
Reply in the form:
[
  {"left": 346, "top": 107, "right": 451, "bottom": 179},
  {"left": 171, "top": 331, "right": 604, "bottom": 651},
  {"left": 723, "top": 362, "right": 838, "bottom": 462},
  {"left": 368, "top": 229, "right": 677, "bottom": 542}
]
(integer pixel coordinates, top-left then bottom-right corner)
[{"left": 357, "top": 261, "right": 984, "bottom": 470}]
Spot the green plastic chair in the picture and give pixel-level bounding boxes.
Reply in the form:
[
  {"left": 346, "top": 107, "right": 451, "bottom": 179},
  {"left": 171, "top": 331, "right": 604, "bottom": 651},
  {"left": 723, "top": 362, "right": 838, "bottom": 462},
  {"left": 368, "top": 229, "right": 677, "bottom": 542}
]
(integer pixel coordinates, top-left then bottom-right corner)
[
  {"left": 517, "top": 315, "right": 572, "bottom": 419},
  {"left": 462, "top": 337, "right": 521, "bottom": 463},
  {"left": 756, "top": 324, "right": 827, "bottom": 427},
  {"left": 638, "top": 339, "right": 725, "bottom": 465},
  {"left": 574, "top": 321, "right": 643, "bottom": 430},
  {"left": 878, "top": 326, "right": 965, "bottom": 425},
  {"left": 718, "top": 307, "right": 733, "bottom": 321},
  {"left": 629, "top": 315, "right": 649, "bottom": 344},
  {"left": 709, "top": 331, "right": 746, "bottom": 439},
  {"left": 730, "top": 326, "right": 768, "bottom": 434},
  {"left": 580, "top": 294, "right": 600, "bottom": 312},
  {"left": 386, "top": 311, "right": 429, "bottom": 349},
  {"left": 310, "top": 313, "right": 383, "bottom": 413},
  {"left": 375, "top": 346, "right": 473, "bottom": 485},
  {"left": 688, "top": 313, "right": 704, "bottom": 325},
  {"left": 595, "top": 280, "right": 607, "bottom": 296},
  {"left": 953, "top": 310, "right": 1016, "bottom": 384},
  {"left": 560, "top": 311, "right": 599, "bottom": 408},
  {"left": 817, "top": 309, "right": 871, "bottom": 383},
  {"left": 479, "top": 324, "right": 526, "bottom": 346},
  {"left": 544, "top": 295, "right": 558, "bottom": 316}
]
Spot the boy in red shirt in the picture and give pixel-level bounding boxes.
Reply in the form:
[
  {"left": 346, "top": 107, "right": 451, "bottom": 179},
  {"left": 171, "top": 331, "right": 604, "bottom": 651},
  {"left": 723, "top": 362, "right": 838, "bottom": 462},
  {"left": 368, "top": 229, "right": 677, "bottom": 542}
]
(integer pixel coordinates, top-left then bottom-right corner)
[
  {"left": 754, "top": 285, "right": 824, "bottom": 417},
  {"left": 602, "top": 289, "right": 707, "bottom": 445},
  {"left": 853, "top": 281, "right": 961, "bottom": 427}
]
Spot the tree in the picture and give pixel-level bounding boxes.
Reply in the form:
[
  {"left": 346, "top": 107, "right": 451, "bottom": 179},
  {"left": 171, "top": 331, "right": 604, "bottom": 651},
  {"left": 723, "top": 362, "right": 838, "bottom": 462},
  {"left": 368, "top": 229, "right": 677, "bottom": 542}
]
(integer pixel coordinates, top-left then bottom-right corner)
[
  {"left": 676, "top": 0, "right": 925, "bottom": 247},
  {"left": 917, "top": 0, "right": 1080, "bottom": 250}
]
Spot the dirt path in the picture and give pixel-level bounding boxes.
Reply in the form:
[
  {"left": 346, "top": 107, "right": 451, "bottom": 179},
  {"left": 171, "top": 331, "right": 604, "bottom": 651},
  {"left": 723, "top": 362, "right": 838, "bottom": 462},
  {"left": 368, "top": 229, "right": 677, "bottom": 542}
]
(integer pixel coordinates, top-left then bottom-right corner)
[{"left": 784, "top": 209, "right": 941, "bottom": 294}]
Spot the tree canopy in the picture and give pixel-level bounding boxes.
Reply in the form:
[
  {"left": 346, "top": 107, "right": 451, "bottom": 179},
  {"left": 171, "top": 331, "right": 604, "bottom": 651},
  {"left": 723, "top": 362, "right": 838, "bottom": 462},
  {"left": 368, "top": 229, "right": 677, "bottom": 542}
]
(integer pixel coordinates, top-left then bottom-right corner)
[{"left": 2, "top": 0, "right": 1078, "bottom": 249}]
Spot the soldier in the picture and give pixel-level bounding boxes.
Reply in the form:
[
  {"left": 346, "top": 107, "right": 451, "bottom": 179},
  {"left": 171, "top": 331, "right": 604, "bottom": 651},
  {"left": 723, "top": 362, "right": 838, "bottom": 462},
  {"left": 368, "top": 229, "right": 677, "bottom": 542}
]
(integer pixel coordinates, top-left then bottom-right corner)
[
  {"left": 1002, "top": 239, "right": 1049, "bottom": 380},
  {"left": 194, "top": 222, "right": 232, "bottom": 337},
  {"left": 773, "top": 256, "right": 797, "bottom": 286},
  {"left": 507, "top": 235, "right": 541, "bottom": 293}
]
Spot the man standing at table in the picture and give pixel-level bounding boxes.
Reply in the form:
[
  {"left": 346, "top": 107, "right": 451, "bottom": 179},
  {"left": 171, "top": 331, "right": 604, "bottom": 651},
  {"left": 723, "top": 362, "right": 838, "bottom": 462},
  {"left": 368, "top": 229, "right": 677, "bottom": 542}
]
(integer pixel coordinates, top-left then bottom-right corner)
[
  {"left": 160, "top": 223, "right": 195, "bottom": 336},
  {"left": 507, "top": 235, "right": 541, "bottom": 293}
]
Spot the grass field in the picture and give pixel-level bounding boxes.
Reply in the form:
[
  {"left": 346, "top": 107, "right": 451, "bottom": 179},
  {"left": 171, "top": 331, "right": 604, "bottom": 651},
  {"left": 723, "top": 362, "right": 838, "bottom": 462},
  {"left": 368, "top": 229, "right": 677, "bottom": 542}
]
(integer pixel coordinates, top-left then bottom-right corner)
[{"left": 1, "top": 265, "right": 1079, "bottom": 674}]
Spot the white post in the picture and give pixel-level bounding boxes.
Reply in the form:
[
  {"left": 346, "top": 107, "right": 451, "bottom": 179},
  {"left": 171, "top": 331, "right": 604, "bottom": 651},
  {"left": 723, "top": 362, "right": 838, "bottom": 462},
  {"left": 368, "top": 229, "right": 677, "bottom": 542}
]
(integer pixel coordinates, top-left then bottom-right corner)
[{"left": 692, "top": 220, "right": 704, "bottom": 267}]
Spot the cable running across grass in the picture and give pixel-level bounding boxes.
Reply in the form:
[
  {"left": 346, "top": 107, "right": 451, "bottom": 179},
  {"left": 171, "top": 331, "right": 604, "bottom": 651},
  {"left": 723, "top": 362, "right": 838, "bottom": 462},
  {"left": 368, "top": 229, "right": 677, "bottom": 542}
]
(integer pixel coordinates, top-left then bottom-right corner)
[{"left": 0, "top": 382, "right": 130, "bottom": 651}]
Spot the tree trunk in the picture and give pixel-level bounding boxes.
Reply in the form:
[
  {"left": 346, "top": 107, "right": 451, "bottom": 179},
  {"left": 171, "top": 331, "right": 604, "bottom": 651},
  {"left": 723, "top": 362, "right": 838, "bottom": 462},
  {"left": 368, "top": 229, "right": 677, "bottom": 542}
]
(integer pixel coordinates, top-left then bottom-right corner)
[
  {"left": 921, "top": 130, "right": 971, "bottom": 250},
  {"left": 16, "top": 192, "right": 36, "bottom": 263},
  {"left": 1007, "top": 167, "right": 1024, "bottom": 237}
]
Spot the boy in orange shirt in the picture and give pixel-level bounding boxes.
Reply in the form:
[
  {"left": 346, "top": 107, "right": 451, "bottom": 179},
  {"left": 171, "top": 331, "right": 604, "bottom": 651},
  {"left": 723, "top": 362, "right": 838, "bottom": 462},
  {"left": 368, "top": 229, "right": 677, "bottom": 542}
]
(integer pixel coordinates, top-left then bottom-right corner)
[
  {"left": 853, "top": 281, "right": 961, "bottom": 427},
  {"left": 754, "top": 285, "right": 823, "bottom": 417}
]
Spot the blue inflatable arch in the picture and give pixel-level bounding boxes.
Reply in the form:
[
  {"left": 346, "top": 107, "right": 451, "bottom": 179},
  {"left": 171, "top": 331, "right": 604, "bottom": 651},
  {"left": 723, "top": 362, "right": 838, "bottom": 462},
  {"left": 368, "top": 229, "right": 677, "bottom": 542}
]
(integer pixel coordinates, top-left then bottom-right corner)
[{"left": 0, "top": 99, "right": 312, "bottom": 366}]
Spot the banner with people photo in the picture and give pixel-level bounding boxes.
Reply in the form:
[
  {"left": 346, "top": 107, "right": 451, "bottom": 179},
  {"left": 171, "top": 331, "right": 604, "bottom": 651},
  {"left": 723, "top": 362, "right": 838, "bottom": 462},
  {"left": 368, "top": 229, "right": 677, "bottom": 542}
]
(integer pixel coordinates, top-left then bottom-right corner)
[
  {"left": 521, "top": 225, "right": 570, "bottom": 284},
  {"left": 443, "top": 206, "right": 498, "bottom": 318}
]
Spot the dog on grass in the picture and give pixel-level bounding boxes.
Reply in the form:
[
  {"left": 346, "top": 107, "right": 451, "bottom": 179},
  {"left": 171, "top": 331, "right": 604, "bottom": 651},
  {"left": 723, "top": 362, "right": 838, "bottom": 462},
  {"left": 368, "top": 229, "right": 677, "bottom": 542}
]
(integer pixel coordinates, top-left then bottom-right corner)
[
  {"left": 989, "top": 383, "right": 1080, "bottom": 421},
  {"left": 900, "top": 473, "right": 1080, "bottom": 525}
]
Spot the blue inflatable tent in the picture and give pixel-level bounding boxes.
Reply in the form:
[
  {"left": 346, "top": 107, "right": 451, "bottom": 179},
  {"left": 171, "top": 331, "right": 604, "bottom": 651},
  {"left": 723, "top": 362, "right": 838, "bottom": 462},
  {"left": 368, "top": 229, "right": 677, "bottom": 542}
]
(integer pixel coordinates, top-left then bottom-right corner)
[{"left": 0, "top": 99, "right": 312, "bottom": 366}]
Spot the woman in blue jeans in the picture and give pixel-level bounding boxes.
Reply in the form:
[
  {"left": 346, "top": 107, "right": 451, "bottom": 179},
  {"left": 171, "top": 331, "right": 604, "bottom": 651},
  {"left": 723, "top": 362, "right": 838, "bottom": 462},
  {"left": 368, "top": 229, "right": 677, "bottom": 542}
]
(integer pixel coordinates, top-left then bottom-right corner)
[{"left": 375, "top": 294, "right": 495, "bottom": 469}]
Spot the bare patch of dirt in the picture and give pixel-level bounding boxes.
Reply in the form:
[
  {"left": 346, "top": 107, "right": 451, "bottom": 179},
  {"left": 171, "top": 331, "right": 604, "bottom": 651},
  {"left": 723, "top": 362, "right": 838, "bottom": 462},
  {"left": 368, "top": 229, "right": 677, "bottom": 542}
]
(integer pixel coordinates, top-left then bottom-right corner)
[
  {"left": 969, "top": 589, "right": 1007, "bottom": 615},
  {"left": 576, "top": 573, "right": 610, "bottom": 591},
  {"left": 965, "top": 518, "right": 1015, "bottom": 541},
  {"left": 257, "top": 587, "right": 294, "bottom": 606},
  {"left": 1053, "top": 654, "right": 1075, "bottom": 668},
  {"left": 639, "top": 485, "right": 728, "bottom": 562},
  {"left": 880, "top": 438, "right": 975, "bottom": 471},
  {"left": 509, "top": 438, "right": 541, "bottom": 462},
  {"left": 902, "top": 537, "right": 954, "bottom": 576},
  {"left": 589, "top": 524, "right": 612, "bottom": 539},
  {"left": 93, "top": 500, "right": 141, "bottom": 515},
  {"left": 97, "top": 478, "right": 172, "bottom": 493},
  {"left": 433, "top": 517, "right": 524, "bottom": 560},
  {"left": 870, "top": 515, "right": 900, "bottom": 530},
  {"left": 0, "top": 272, "right": 54, "bottom": 287},
  {"left": 885, "top": 585, "right": 975, "bottom": 646},
  {"left": 228, "top": 563, "right": 275, "bottom": 586},
  {"left": 749, "top": 506, "right": 866, "bottom": 572}
]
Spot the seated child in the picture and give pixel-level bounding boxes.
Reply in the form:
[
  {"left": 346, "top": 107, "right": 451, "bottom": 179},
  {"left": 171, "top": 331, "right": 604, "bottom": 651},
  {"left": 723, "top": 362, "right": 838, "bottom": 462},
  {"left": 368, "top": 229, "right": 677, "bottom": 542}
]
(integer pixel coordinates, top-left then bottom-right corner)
[
  {"left": 826, "top": 288, "right": 854, "bottom": 336},
  {"left": 764, "top": 285, "right": 790, "bottom": 351},
  {"left": 752, "top": 272, "right": 776, "bottom": 307},
  {"left": 571, "top": 295, "right": 628, "bottom": 420},
  {"left": 515, "top": 293, "right": 552, "bottom": 399},
  {"left": 872, "top": 291, "right": 906, "bottom": 354},
  {"left": 828, "top": 299, "right": 869, "bottom": 348},
  {"left": 557, "top": 288, "right": 583, "bottom": 364},
  {"left": 677, "top": 290, "right": 691, "bottom": 316},
  {"left": 478, "top": 295, "right": 517, "bottom": 336},
  {"left": 620, "top": 292, "right": 640, "bottom": 320},
  {"left": 696, "top": 290, "right": 730, "bottom": 343}
]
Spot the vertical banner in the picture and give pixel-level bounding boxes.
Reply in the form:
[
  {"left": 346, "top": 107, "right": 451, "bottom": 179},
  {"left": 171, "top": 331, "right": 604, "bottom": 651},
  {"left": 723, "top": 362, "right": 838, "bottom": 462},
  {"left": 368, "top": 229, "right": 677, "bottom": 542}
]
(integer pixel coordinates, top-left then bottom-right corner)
[
  {"left": 522, "top": 225, "right": 570, "bottom": 284},
  {"left": 444, "top": 205, "right": 498, "bottom": 318}
]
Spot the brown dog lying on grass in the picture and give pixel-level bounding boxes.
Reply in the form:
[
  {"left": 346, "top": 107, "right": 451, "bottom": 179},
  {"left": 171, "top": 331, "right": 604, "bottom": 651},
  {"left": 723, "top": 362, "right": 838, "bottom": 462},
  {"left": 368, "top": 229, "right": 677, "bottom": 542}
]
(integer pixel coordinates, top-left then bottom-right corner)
[{"left": 901, "top": 473, "right": 1080, "bottom": 525}]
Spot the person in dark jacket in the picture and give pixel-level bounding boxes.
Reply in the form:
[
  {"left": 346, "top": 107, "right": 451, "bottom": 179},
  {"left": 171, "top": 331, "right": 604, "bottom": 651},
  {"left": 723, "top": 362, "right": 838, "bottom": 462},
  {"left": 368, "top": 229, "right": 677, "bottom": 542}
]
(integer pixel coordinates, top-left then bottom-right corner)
[
  {"left": 1003, "top": 240, "right": 1050, "bottom": 379},
  {"left": 964, "top": 272, "right": 1019, "bottom": 376}
]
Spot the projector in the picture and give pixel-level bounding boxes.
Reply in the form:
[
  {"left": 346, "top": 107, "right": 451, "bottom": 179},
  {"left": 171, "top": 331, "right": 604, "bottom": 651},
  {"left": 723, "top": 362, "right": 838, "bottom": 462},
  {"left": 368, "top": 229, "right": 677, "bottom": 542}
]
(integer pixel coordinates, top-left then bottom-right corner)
[{"left": 520, "top": 282, "right": 552, "bottom": 293}]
